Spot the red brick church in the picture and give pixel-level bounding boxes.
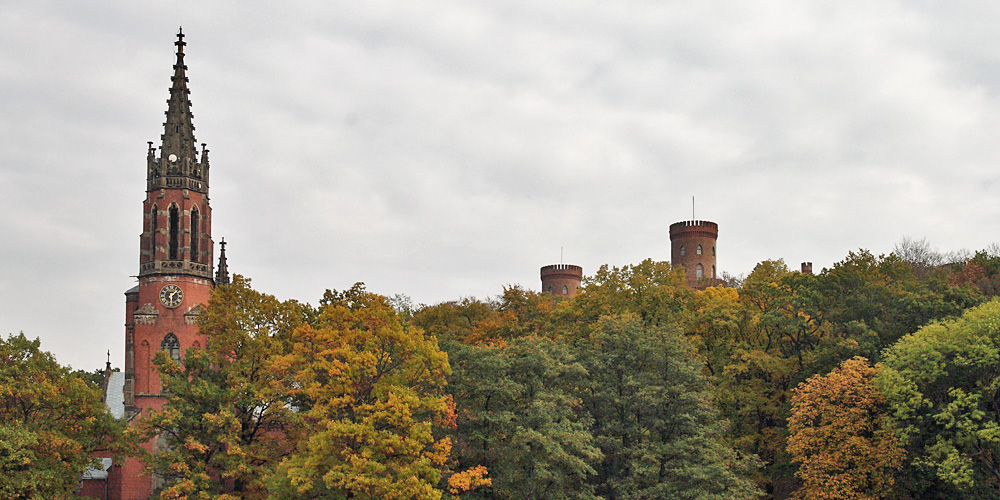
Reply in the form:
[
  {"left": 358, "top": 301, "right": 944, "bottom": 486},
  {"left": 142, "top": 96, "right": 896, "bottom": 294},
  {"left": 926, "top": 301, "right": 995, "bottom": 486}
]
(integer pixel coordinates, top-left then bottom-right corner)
[{"left": 80, "top": 29, "right": 229, "bottom": 500}]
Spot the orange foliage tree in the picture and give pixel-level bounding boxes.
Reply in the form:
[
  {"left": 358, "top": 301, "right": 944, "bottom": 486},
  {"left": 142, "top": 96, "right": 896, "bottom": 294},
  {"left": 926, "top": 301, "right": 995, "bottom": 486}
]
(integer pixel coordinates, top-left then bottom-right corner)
[{"left": 786, "top": 357, "right": 904, "bottom": 499}]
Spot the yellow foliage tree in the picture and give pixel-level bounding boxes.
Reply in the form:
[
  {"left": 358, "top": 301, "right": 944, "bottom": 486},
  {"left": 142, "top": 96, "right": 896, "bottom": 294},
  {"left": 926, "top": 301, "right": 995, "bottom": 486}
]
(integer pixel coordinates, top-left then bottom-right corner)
[{"left": 268, "top": 288, "right": 488, "bottom": 499}]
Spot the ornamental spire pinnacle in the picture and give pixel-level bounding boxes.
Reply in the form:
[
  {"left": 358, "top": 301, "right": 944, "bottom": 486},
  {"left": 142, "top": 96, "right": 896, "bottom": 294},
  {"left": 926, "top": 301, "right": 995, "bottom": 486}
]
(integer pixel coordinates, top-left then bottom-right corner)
[
  {"left": 215, "top": 238, "right": 230, "bottom": 285},
  {"left": 147, "top": 28, "right": 209, "bottom": 193}
]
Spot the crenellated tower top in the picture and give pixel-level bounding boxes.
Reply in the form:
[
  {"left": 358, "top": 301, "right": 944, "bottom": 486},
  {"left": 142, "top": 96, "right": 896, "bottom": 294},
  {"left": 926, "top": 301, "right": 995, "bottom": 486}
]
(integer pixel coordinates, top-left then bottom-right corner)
[{"left": 147, "top": 28, "right": 210, "bottom": 194}]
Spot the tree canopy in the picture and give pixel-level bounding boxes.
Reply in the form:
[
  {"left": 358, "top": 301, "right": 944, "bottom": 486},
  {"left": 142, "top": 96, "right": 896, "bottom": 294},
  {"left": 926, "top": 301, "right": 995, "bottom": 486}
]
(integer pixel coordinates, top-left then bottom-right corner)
[{"left": 0, "top": 333, "right": 131, "bottom": 500}]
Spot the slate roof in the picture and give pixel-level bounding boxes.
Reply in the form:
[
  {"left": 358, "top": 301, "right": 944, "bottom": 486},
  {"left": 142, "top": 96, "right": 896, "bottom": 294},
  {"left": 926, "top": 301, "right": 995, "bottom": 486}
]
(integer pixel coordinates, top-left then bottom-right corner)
[
  {"left": 105, "top": 371, "right": 125, "bottom": 419},
  {"left": 82, "top": 458, "right": 112, "bottom": 480}
]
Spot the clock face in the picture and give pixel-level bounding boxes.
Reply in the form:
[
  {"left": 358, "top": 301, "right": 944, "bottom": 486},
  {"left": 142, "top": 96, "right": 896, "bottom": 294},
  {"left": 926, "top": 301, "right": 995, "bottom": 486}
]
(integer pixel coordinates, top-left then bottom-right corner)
[{"left": 159, "top": 284, "right": 183, "bottom": 308}]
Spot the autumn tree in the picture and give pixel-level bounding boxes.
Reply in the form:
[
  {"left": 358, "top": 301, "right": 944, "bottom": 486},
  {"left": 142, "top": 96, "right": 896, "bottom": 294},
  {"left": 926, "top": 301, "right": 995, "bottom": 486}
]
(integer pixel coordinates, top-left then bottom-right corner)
[
  {"left": 574, "top": 259, "right": 693, "bottom": 328},
  {"left": 949, "top": 250, "right": 1000, "bottom": 297},
  {"left": 140, "top": 276, "right": 307, "bottom": 499},
  {"left": 268, "top": 286, "right": 487, "bottom": 499},
  {"left": 412, "top": 297, "right": 497, "bottom": 345},
  {"left": 786, "top": 357, "right": 904, "bottom": 500},
  {"left": 0, "top": 333, "right": 131, "bottom": 500},
  {"left": 708, "top": 259, "right": 834, "bottom": 496},
  {"left": 708, "top": 253, "right": 978, "bottom": 496}
]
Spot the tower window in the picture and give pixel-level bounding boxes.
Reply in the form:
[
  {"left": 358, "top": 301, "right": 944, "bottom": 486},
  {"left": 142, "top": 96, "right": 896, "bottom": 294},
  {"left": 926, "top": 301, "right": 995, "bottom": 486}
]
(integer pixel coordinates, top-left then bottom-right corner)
[
  {"left": 161, "top": 333, "right": 180, "bottom": 362},
  {"left": 680, "top": 245, "right": 686, "bottom": 256},
  {"left": 712, "top": 246, "right": 716, "bottom": 256},
  {"left": 563, "top": 284, "right": 569, "bottom": 295},
  {"left": 150, "top": 205, "right": 158, "bottom": 258},
  {"left": 548, "top": 285, "right": 553, "bottom": 293},
  {"left": 712, "top": 265, "right": 716, "bottom": 278},
  {"left": 696, "top": 264, "right": 704, "bottom": 279},
  {"left": 190, "top": 207, "right": 199, "bottom": 262},
  {"left": 697, "top": 245, "right": 703, "bottom": 255},
  {"left": 168, "top": 205, "right": 179, "bottom": 260}
]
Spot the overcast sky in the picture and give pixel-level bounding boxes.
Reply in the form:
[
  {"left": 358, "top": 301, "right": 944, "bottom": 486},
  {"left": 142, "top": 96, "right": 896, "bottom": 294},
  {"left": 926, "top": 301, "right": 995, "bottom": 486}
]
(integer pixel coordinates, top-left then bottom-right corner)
[{"left": 3, "top": 1, "right": 999, "bottom": 370}]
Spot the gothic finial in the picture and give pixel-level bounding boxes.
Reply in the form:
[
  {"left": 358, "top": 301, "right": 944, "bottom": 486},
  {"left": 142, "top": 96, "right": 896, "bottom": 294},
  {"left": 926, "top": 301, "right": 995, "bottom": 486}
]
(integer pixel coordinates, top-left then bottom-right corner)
[{"left": 215, "top": 237, "right": 230, "bottom": 285}]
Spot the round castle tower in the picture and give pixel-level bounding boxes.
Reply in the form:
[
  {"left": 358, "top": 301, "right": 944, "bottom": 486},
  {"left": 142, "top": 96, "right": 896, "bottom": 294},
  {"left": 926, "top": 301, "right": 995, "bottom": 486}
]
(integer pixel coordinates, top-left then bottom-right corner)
[
  {"left": 540, "top": 264, "right": 583, "bottom": 297},
  {"left": 669, "top": 220, "right": 718, "bottom": 286}
]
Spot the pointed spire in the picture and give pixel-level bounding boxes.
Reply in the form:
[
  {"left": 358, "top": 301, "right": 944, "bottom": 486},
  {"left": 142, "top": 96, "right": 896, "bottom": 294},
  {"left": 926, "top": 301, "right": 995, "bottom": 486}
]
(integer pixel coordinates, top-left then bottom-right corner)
[
  {"left": 160, "top": 28, "right": 197, "bottom": 175},
  {"left": 148, "top": 28, "right": 209, "bottom": 193},
  {"left": 215, "top": 237, "right": 230, "bottom": 285}
]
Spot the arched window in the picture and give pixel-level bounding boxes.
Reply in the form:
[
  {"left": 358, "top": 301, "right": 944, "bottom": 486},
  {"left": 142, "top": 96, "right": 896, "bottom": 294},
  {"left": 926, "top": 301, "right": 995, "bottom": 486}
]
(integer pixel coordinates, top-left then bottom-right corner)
[
  {"left": 190, "top": 206, "right": 199, "bottom": 262},
  {"left": 696, "top": 264, "right": 704, "bottom": 279},
  {"left": 712, "top": 265, "right": 716, "bottom": 278},
  {"left": 563, "top": 284, "right": 569, "bottom": 295},
  {"left": 139, "top": 340, "right": 150, "bottom": 393},
  {"left": 168, "top": 205, "right": 180, "bottom": 260},
  {"left": 712, "top": 246, "right": 716, "bottom": 256},
  {"left": 149, "top": 205, "right": 158, "bottom": 258},
  {"left": 161, "top": 333, "right": 180, "bottom": 362},
  {"left": 696, "top": 244, "right": 703, "bottom": 255},
  {"left": 547, "top": 285, "right": 553, "bottom": 293},
  {"left": 680, "top": 245, "right": 686, "bottom": 256}
]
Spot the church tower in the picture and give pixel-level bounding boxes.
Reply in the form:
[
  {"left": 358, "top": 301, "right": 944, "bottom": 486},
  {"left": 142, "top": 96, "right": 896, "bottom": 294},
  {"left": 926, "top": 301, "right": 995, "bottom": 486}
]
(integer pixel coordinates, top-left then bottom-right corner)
[{"left": 120, "top": 29, "right": 215, "bottom": 499}]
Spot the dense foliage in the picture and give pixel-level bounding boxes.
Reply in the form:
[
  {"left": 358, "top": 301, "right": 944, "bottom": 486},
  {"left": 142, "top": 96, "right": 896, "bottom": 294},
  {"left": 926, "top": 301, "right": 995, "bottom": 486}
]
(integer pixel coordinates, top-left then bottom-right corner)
[
  {"left": 12, "top": 242, "right": 1000, "bottom": 499},
  {"left": 879, "top": 300, "right": 1000, "bottom": 499},
  {"left": 411, "top": 248, "right": 991, "bottom": 499},
  {"left": 0, "top": 333, "right": 132, "bottom": 500},
  {"left": 143, "top": 278, "right": 488, "bottom": 500},
  {"left": 140, "top": 276, "right": 305, "bottom": 499}
]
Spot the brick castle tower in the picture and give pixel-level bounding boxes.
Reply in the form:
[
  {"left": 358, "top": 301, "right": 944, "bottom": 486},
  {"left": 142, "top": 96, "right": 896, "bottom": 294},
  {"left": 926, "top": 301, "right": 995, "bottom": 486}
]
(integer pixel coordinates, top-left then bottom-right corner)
[
  {"left": 669, "top": 220, "right": 718, "bottom": 287},
  {"left": 119, "top": 29, "right": 220, "bottom": 499},
  {"left": 540, "top": 264, "right": 583, "bottom": 297}
]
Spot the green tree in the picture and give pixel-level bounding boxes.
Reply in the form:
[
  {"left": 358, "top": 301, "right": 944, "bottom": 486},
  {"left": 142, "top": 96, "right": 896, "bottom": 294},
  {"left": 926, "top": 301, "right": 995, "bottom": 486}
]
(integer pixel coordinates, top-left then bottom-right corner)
[
  {"left": 446, "top": 337, "right": 601, "bottom": 500},
  {"left": 580, "top": 315, "right": 761, "bottom": 500},
  {"left": 879, "top": 299, "right": 1000, "bottom": 498},
  {"left": 0, "top": 333, "right": 131, "bottom": 500},
  {"left": 140, "top": 276, "right": 306, "bottom": 499},
  {"left": 815, "top": 250, "right": 980, "bottom": 360}
]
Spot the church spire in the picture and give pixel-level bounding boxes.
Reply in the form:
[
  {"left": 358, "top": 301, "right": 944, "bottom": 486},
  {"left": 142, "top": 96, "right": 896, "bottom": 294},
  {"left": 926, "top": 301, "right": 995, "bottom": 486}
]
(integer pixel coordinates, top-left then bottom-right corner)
[
  {"left": 215, "top": 238, "right": 230, "bottom": 285},
  {"left": 148, "top": 28, "right": 209, "bottom": 194},
  {"left": 162, "top": 28, "right": 196, "bottom": 162}
]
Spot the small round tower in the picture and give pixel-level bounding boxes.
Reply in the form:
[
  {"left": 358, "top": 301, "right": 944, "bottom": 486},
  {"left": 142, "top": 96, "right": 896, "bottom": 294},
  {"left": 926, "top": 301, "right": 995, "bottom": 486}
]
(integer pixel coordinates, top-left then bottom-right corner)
[
  {"left": 540, "top": 264, "right": 583, "bottom": 297},
  {"left": 669, "top": 220, "right": 718, "bottom": 287}
]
